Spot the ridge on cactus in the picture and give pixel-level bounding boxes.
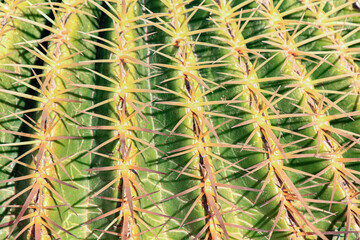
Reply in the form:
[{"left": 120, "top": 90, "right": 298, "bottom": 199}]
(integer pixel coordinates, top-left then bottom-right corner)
[{"left": 0, "top": 0, "right": 360, "bottom": 239}]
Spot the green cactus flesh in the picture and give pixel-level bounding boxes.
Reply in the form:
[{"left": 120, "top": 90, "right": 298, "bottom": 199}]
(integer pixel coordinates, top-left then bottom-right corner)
[{"left": 0, "top": 0, "right": 360, "bottom": 239}]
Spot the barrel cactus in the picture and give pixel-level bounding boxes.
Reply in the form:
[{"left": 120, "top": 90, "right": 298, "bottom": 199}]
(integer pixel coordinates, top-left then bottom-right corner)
[{"left": 0, "top": 0, "right": 360, "bottom": 239}]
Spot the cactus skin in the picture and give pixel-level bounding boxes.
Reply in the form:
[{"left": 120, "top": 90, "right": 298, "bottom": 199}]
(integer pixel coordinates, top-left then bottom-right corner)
[
  {"left": 0, "top": 1, "right": 50, "bottom": 238},
  {"left": 0, "top": 0, "right": 360, "bottom": 239}
]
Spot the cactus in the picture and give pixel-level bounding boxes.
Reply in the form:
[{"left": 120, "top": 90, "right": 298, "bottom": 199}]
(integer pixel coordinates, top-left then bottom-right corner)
[{"left": 0, "top": 0, "right": 360, "bottom": 239}]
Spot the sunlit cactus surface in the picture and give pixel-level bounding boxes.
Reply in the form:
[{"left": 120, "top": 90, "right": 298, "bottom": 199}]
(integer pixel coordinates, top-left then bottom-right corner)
[{"left": 1, "top": 0, "right": 360, "bottom": 239}]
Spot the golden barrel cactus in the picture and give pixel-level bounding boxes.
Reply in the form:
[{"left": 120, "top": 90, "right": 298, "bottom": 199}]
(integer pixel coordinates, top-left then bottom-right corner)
[{"left": 0, "top": 0, "right": 360, "bottom": 239}]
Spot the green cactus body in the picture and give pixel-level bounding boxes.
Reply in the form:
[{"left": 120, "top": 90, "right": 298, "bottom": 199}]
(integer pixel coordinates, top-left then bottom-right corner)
[
  {"left": 148, "top": 1, "right": 218, "bottom": 237},
  {"left": 197, "top": 1, "right": 332, "bottom": 239},
  {"left": 197, "top": 1, "right": 308, "bottom": 239},
  {"left": 1, "top": 0, "right": 360, "bottom": 239},
  {"left": 251, "top": 0, "right": 360, "bottom": 238},
  {"left": 76, "top": 0, "right": 170, "bottom": 239},
  {"left": 0, "top": 0, "right": 49, "bottom": 238},
  {"left": 0, "top": 0, "right": 98, "bottom": 239}
]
